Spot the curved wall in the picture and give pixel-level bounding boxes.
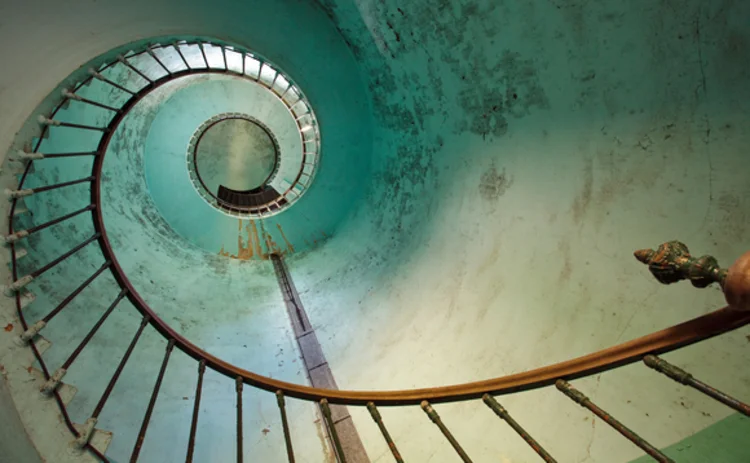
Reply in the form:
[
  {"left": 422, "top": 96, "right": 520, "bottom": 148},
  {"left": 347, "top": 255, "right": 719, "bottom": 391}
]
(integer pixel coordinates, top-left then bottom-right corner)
[
  {"left": 0, "top": 0, "right": 749, "bottom": 462},
  {"left": 0, "top": 2, "right": 371, "bottom": 461}
]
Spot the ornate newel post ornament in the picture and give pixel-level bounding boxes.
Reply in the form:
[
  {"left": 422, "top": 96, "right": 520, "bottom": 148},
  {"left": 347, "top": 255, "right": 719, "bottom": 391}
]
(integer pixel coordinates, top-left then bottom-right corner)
[{"left": 635, "top": 241, "right": 750, "bottom": 311}]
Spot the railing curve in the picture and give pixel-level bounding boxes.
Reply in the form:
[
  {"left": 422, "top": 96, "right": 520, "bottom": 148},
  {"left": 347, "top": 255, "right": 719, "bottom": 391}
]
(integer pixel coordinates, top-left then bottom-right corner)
[{"left": 5, "top": 38, "right": 750, "bottom": 462}]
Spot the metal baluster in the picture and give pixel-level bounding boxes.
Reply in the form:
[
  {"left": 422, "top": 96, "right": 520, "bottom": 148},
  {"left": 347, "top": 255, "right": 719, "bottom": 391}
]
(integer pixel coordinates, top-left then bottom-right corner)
[
  {"left": 131, "top": 340, "right": 175, "bottom": 462},
  {"left": 556, "top": 380, "right": 674, "bottom": 463},
  {"left": 146, "top": 48, "right": 171, "bottom": 75},
  {"left": 279, "top": 83, "right": 293, "bottom": 100},
  {"left": 198, "top": 43, "right": 209, "bottom": 68},
  {"left": 75, "top": 316, "right": 149, "bottom": 448},
  {"left": 644, "top": 355, "right": 750, "bottom": 416},
  {"left": 33, "top": 235, "right": 100, "bottom": 279},
  {"left": 186, "top": 360, "right": 206, "bottom": 463},
  {"left": 40, "top": 262, "right": 110, "bottom": 323},
  {"left": 173, "top": 43, "right": 191, "bottom": 69},
  {"left": 276, "top": 391, "right": 295, "bottom": 463},
  {"left": 38, "top": 115, "right": 107, "bottom": 132},
  {"left": 421, "top": 401, "right": 473, "bottom": 463},
  {"left": 236, "top": 377, "right": 243, "bottom": 463},
  {"left": 320, "top": 399, "right": 347, "bottom": 463},
  {"left": 62, "top": 89, "right": 120, "bottom": 113},
  {"left": 241, "top": 53, "right": 246, "bottom": 75},
  {"left": 221, "top": 46, "right": 228, "bottom": 70},
  {"left": 482, "top": 394, "right": 557, "bottom": 463},
  {"left": 290, "top": 99, "right": 305, "bottom": 111},
  {"left": 42, "top": 289, "right": 128, "bottom": 393},
  {"left": 117, "top": 55, "right": 153, "bottom": 84},
  {"left": 5, "top": 176, "right": 95, "bottom": 199},
  {"left": 4, "top": 204, "right": 95, "bottom": 243},
  {"left": 88, "top": 68, "right": 136, "bottom": 95},
  {"left": 366, "top": 402, "right": 403, "bottom": 462},
  {"left": 14, "top": 150, "right": 98, "bottom": 160},
  {"left": 5, "top": 234, "right": 100, "bottom": 295}
]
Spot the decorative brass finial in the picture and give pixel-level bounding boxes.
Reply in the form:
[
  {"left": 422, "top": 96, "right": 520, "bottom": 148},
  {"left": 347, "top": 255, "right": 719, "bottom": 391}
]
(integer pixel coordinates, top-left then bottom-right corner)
[
  {"left": 636, "top": 242, "right": 750, "bottom": 311},
  {"left": 634, "top": 241, "right": 726, "bottom": 288}
]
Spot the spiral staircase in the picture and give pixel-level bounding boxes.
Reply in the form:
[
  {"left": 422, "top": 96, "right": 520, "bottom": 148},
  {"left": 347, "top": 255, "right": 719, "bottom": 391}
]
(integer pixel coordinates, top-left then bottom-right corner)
[{"left": 1, "top": 2, "right": 750, "bottom": 462}]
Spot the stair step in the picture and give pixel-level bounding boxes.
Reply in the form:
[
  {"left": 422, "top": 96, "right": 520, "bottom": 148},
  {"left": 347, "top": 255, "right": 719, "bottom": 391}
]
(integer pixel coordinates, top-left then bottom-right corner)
[
  {"left": 19, "top": 290, "right": 35, "bottom": 309},
  {"left": 7, "top": 248, "right": 28, "bottom": 264},
  {"left": 0, "top": 318, "right": 99, "bottom": 462},
  {"left": 33, "top": 336, "right": 51, "bottom": 356},
  {"left": 27, "top": 367, "right": 77, "bottom": 405},
  {"left": 73, "top": 423, "right": 113, "bottom": 455},
  {"left": 2, "top": 163, "right": 28, "bottom": 176},
  {"left": 12, "top": 206, "right": 30, "bottom": 217}
]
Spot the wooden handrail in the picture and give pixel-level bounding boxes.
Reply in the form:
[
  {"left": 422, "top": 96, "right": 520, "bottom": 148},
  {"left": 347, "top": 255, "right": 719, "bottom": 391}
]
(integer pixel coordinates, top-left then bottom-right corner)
[{"left": 79, "top": 57, "right": 750, "bottom": 405}]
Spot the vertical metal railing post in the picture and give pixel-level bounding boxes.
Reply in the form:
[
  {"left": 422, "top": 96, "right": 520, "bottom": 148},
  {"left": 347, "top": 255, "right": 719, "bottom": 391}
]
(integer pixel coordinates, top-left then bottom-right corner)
[
  {"left": 130, "top": 340, "right": 175, "bottom": 462},
  {"left": 556, "top": 380, "right": 674, "bottom": 463},
  {"left": 236, "top": 377, "right": 243, "bottom": 463},
  {"left": 482, "top": 394, "right": 557, "bottom": 462},
  {"left": 367, "top": 402, "right": 403, "bottom": 462},
  {"left": 277, "top": 391, "right": 296, "bottom": 463},
  {"left": 421, "top": 401, "right": 473, "bottom": 463},
  {"left": 186, "top": 360, "right": 207, "bottom": 463},
  {"left": 320, "top": 399, "right": 347, "bottom": 463},
  {"left": 644, "top": 355, "right": 750, "bottom": 416}
]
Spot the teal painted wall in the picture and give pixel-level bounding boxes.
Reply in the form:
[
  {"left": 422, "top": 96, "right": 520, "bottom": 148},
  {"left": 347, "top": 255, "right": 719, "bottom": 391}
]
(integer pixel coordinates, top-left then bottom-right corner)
[
  {"left": 0, "top": 0, "right": 749, "bottom": 462},
  {"left": 628, "top": 413, "right": 750, "bottom": 463}
]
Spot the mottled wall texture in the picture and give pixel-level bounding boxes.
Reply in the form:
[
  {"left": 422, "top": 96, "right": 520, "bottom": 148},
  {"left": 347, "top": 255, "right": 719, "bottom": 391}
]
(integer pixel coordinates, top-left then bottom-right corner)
[{"left": 0, "top": 0, "right": 749, "bottom": 462}]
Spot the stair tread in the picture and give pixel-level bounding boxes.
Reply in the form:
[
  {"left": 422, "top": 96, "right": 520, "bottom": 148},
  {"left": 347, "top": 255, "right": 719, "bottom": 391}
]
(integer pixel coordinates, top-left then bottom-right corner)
[
  {"left": 27, "top": 367, "right": 77, "bottom": 405},
  {"left": 73, "top": 423, "right": 113, "bottom": 455}
]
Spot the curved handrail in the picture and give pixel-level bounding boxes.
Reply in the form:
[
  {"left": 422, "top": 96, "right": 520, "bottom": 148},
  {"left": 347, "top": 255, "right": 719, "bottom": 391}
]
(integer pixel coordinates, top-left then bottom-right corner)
[
  {"left": 7, "top": 37, "right": 750, "bottom": 463},
  {"left": 82, "top": 47, "right": 750, "bottom": 405}
]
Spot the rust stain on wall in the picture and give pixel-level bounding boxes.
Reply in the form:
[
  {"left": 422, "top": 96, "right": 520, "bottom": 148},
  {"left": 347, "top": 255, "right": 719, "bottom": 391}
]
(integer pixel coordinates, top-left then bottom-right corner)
[
  {"left": 260, "top": 220, "right": 283, "bottom": 255},
  {"left": 219, "top": 219, "right": 298, "bottom": 261},
  {"left": 277, "top": 224, "right": 295, "bottom": 253}
]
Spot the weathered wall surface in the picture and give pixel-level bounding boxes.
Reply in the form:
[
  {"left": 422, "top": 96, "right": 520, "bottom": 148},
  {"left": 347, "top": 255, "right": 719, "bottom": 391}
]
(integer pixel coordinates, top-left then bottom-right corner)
[
  {"left": 288, "top": 0, "right": 750, "bottom": 461},
  {"left": 0, "top": 377, "right": 43, "bottom": 463},
  {"left": 0, "top": 0, "right": 748, "bottom": 462},
  {"left": 0, "top": 0, "right": 368, "bottom": 461}
]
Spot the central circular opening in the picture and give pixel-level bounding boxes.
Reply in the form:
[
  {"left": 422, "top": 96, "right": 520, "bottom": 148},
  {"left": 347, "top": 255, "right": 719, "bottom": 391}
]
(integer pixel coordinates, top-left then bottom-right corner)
[{"left": 194, "top": 117, "right": 278, "bottom": 194}]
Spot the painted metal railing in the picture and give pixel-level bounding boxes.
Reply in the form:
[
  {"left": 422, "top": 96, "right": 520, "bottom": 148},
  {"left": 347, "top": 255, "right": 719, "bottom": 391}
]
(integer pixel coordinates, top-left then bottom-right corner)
[{"left": 4, "top": 38, "right": 750, "bottom": 463}]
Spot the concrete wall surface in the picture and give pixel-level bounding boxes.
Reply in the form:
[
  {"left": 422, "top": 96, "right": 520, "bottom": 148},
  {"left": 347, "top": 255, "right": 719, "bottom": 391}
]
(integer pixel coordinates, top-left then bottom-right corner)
[{"left": 0, "top": 0, "right": 748, "bottom": 462}]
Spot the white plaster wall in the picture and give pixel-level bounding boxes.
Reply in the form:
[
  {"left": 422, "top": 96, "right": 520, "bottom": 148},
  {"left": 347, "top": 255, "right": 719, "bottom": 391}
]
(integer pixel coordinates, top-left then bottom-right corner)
[
  {"left": 287, "top": 0, "right": 750, "bottom": 462},
  {"left": 0, "top": 1, "right": 364, "bottom": 462},
  {"left": 0, "top": 0, "right": 749, "bottom": 463},
  {"left": 0, "top": 377, "right": 43, "bottom": 463}
]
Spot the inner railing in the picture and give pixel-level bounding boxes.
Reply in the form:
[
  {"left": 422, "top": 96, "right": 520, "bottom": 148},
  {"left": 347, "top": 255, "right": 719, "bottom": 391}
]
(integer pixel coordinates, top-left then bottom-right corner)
[{"left": 4, "top": 39, "right": 750, "bottom": 463}]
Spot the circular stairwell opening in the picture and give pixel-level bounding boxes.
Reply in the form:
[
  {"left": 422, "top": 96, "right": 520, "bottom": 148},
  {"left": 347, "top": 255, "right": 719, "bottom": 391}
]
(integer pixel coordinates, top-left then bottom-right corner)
[
  {"left": 195, "top": 116, "right": 279, "bottom": 192},
  {"left": 190, "top": 114, "right": 283, "bottom": 211}
]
